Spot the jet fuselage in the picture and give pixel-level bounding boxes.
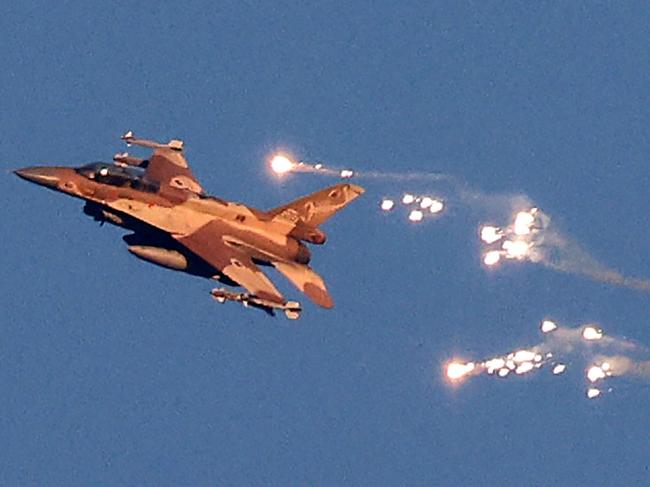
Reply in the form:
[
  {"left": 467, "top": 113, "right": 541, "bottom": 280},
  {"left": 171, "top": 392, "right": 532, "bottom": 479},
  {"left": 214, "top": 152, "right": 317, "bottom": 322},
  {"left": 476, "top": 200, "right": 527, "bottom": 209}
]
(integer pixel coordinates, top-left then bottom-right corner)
[
  {"left": 14, "top": 163, "right": 311, "bottom": 273},
  {"left": 14, "top": 133, "right": 364, "bottom": 317}
]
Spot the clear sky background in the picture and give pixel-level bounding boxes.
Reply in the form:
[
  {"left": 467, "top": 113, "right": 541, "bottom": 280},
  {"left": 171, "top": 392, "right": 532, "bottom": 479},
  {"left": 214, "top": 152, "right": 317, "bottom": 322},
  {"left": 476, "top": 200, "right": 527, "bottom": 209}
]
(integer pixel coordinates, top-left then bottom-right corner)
[{"left": 2, "top": 2, "right": 650, "bottom": 485}]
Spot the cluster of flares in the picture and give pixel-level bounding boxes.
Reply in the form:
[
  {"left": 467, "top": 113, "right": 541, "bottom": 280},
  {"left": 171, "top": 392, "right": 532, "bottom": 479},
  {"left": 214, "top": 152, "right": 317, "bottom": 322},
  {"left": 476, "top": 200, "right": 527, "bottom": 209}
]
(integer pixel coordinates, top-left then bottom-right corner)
[
  {"left": 269, "top": 151, "right": 650, "bottom": 293},
  {"left": 480, "top": 208, "right": 548, "bottom": 268},
  {"left": 445, "top": 319, "right": 649, "bottom": 399},
  {"left": 270, "top": 153, "right": 446, "bottom": 223},
  {"left": 268, "top": 150, "right": 650, "bottom": 402},
  {"left": 380, "top": 193, "right": 445, "bottom": 223},
  {"left": 476, "top": 201, "right": 650, "bottom": 292}
]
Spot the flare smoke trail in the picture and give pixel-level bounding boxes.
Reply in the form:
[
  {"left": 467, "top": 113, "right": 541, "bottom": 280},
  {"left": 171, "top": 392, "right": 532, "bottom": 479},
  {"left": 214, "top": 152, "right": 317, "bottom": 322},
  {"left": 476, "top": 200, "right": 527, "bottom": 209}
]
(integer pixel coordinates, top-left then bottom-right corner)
[
  {"left": 269, "top": 153, "right": 650, "bottom": 293},
  {"left": 472, "top": 191, "right": 650, "bottom": 293},
  {"left": 539, "top": 230, "right": 650, "bottom": 292},
  {"left": 446, "top": 319, "right": 650, "bottom": 399},
  {"left": 270, "top": 154, "right": 451, "bottom": 182},
  {"left": 592, "top": 355, "right": 650, "bottom": 379},
  {"left": 349, "top": 170, "right": 451, "bottom": 182},
  {"left": 408, "top": 183, "right": 650, "bottom": 293}
]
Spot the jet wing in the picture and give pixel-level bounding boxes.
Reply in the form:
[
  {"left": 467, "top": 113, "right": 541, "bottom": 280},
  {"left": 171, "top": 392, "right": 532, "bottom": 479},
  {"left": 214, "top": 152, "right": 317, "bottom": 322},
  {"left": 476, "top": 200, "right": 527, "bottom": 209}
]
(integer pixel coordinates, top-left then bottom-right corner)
[
  {"left": 174, "top": 220, "right": 286, "bottom": 304},
  {"left": 121, "top": 131, "right": 205, "bottom": 194},
  {"left": 273, "top": 261, "right": 334, "bottom": 308}
]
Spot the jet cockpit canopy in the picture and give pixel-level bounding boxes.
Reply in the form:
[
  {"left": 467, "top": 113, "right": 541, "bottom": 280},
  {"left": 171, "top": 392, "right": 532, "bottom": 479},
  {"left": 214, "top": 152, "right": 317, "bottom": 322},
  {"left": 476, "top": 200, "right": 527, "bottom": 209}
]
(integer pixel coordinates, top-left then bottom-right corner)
[{"left": 76, "top": 162, "right": 158, "bottom": 192}]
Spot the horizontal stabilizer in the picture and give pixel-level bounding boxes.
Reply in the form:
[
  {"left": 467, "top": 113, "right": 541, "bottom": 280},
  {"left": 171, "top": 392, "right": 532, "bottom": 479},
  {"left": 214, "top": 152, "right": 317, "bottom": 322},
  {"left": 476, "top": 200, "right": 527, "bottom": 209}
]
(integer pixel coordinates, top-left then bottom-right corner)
[{"left": 273, "top": 261, "right": 334, "bottom": 308}]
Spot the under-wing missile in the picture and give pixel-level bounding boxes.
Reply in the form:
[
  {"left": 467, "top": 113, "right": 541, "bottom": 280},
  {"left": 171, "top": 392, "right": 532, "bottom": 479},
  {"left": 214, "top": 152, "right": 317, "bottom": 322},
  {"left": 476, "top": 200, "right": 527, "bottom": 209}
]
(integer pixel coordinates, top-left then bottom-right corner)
[
  {"left": 211, "top": 288, "right": 302, "bottom": 319},
  {"left": 15, "top": 132, "right": 364, "bottom": 319}
]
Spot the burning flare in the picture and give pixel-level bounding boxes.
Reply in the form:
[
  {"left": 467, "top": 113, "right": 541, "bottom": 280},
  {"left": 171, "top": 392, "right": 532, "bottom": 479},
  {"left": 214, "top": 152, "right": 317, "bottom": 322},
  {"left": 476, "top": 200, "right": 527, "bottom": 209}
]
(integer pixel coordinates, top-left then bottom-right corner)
[
  {"left": 429, "top": 199, "right": 444, "bottom": 214},
  {"left": 443, "top": 318, "right": 650, "bottom": 400},
  {"left": 446, "top": 362, "right": 476, "bottom": 381},
  {"left": 483, "top": 250, "right": 501, "bottom": 267},
  {"left": 270, "top": 155, "right": 296, "bottom": 174},
  {"left": 480, "top": 226, "right": 502, "bottom": 245},
  {"left": 409, "top": 210, "right": 424, "bottom": 222},
  {"left": 582, "top": 326, "right": 603, "bottom": 341},
  {"left": 402, "top": 193, "right": 416, "bottom": 205},
  {"left": 380, "top": 199, "right": 395, "bottom": 211}
]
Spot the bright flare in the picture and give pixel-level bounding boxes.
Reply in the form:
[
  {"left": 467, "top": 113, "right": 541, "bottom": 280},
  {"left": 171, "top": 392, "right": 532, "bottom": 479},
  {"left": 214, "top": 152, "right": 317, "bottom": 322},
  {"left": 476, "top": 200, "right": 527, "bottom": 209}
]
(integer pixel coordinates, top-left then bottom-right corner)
[
  {"left": 380, "top": 199, "right": 395, "bottom": 211},
  {"left": 515, "top": 362, "right": 535, "bottom": 374},
  {"left": 587, "top": 366, "right": 606, "bottom": 383},
  {"left": 270, "top": 155, "right": 296, "bottom": 174},
  {"left": 587, "top": 388, "right": 602, "bottom": 399},
  {"left": 429, "top": 199, "right": 444, "bottom": 214},
  {"left": 513, "top": 350, "right": 536, "bottom": 363},
  {"left": 582, "top": 326, "right": 604, "bottom": 341},
  {"left": 485, "top": 358, "right": 506, "bottom": 373},
  {"left": 409, "top": 210, "right": 424, "bottom": 222},
  {"left": 514, "top": 211, "right": 536, "bottom": 236},
  {"left": 480, "top": 226, "right": 502, "bottom": 244},
  {"left": 420, "top": 197, "right": 434, "bottom": 209},
  {"left": 402, "top": 193, "right": 416, "bottom": 205},
  {"left": 447, "top": 362, "right": 475, "bottom": 380},
  {"left": 552, "top": 364, "right": 567, "bottom": 375},
  {"left": 541, "top": 320, "right": 558, "bottom": 333},
  {"left": 483, "top": 250, "right": 501, "bottom": 267},
  {"left": 503, "top": 239, "right": 530, "bottom": 259}
]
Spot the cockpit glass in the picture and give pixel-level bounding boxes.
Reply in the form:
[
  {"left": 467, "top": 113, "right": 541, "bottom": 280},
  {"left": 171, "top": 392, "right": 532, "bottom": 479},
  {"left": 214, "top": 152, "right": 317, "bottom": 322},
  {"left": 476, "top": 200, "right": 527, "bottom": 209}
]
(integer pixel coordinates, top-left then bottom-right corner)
[{"left": 75, "top": 162, "right": 158, "bottom": 192}]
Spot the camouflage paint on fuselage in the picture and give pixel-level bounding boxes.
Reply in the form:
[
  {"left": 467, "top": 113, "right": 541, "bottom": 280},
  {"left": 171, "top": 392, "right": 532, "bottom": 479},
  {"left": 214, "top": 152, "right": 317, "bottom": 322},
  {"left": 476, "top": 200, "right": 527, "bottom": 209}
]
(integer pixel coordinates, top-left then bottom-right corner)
[{"left": 14, "top": 133, "right": 364, "bottom": 317}]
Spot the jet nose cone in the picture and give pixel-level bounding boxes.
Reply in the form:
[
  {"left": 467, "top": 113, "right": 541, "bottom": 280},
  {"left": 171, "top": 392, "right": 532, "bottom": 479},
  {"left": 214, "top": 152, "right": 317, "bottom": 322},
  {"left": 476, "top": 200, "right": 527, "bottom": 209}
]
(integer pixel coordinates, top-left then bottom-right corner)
[
  {"left": 348, "top": 183, "right": 365, "bottom": 196},
  {"left": 14, "top": 166, "right": 63, "bottom": 189}
]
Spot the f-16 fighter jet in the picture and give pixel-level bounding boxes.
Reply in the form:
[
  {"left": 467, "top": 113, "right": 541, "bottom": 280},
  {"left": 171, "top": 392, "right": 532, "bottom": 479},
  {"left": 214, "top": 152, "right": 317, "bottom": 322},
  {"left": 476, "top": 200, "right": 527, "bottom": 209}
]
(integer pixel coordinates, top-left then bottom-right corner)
[{"left": 14, "top": 132, "right": 364, "bottom": 319}]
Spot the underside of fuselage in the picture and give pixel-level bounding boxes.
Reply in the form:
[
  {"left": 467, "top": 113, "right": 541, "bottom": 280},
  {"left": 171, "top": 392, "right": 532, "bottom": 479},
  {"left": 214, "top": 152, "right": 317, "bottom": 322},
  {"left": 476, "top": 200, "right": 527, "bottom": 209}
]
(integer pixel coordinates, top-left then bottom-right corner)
[{"left": 83, "top": 201, "right": 237, "bottom": 284}]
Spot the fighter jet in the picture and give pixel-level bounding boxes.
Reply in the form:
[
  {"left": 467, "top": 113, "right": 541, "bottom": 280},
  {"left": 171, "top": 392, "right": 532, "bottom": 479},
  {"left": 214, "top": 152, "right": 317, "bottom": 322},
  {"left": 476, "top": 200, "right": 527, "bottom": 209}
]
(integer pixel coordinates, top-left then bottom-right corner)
[{"left": 14, "top": 132, "right": 364, "bottom": 319}]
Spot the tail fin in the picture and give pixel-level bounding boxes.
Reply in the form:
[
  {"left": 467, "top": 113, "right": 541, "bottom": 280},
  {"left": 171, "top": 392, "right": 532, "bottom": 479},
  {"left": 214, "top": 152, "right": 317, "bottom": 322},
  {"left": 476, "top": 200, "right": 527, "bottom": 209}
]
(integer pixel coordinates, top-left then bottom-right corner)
[{"left": 267, "top": 183, "right": 365, "bottom": 227}]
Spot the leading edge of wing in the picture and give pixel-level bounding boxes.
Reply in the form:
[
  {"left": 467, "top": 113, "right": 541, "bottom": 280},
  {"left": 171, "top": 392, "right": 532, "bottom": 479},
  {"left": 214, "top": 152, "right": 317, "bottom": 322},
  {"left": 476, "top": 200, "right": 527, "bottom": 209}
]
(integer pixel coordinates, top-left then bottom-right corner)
[
  {"left": 174, "top": 221, "right": 286, "bottom": 304},
  {"left": 146, "top": 149, "right": 205, "bottom": 194}
]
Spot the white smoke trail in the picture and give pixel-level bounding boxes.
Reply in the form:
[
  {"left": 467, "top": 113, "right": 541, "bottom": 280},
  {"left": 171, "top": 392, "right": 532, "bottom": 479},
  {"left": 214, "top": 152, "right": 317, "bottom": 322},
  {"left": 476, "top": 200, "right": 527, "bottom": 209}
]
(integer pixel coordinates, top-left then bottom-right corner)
[
  {"left": 269, "top": 153, "right": 650, "bottom": 293},
  {"left": 538, "top": 229, "right": 650, "bottom": 292},
  {"left": 476, "top": 201, "right": 650, "bottom": 293},
  {"left": 592, "top": 355, "right": 650, "bottom": 379},
  {"left": 445, "top": 319, "right": 649, "bottom": 399}
]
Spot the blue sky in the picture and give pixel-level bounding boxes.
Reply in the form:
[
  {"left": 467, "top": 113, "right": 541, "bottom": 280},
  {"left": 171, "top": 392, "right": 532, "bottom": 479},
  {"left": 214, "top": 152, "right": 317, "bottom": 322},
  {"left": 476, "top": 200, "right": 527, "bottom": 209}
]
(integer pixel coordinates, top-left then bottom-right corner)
[{"left": 2, "top": 2, "right": 650, "bottom": 485}]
